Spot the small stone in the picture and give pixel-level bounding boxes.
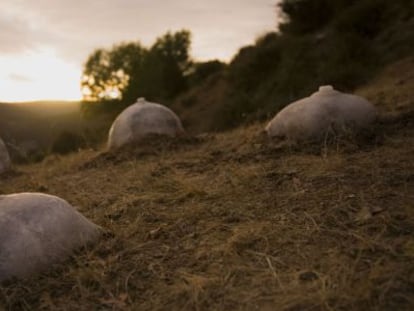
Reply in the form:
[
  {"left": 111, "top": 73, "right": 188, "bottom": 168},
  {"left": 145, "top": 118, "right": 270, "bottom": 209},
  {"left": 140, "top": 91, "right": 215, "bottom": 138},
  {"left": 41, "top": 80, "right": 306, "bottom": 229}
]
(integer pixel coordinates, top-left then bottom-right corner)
[
  {"left": 370, "top": 206, "right": 385, "bottom": 215},
  {"left": 355, "top": 206, "right": 373, "bottom": 223}
]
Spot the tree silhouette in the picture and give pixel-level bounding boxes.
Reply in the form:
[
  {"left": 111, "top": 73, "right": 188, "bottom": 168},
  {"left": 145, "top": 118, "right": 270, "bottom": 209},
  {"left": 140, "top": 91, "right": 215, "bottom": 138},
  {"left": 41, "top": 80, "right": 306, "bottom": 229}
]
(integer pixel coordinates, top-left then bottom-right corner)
[
  {"left": 81, "top": 42, "right": 145, "bottom": 101},
  {"left": 278, "top": 0, "right": 361, "bottom": 34},
  {"left": 149, "top": 30, "right": 192, "bottom": 99},
  {"left": 81, "top": 30, "right": 192, "bottom": 104}
]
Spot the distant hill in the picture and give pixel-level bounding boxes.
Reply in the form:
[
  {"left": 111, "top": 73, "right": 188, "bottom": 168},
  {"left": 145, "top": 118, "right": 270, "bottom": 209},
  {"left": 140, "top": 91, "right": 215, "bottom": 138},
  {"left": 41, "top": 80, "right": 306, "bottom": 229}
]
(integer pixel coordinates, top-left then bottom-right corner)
[
  {"left": 0, "top": 101, "right": 80, "bottom": 116},
  {"left": 0, "top": 101, "right": 111, "bottom": 160},
  {"left": 0, "top": 101, "right": 81, "bottom": 146}
]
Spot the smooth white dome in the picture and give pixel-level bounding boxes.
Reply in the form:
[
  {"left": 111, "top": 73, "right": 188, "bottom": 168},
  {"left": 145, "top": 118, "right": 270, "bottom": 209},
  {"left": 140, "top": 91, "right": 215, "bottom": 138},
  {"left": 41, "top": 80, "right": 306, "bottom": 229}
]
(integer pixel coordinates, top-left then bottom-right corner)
[
  {"left": 108, "top": 98, "right": 184, "bottom": 149},
  {"left": 0, "top": 193, "right": 100, "bottom": 281},
  {"left": 265, "top": 85, "right": 377, "bottom": 141},
  {"left": 0, "top": 138, "right": 11, "bottom": 174}
]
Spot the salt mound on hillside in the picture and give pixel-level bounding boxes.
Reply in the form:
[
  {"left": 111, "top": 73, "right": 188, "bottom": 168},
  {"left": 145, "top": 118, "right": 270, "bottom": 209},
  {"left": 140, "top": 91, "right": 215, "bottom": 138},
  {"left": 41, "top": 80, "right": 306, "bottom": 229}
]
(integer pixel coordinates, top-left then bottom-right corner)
[
  {"left": 0, "top": 193, "right": 100, "bottom": 282},
  {"left": 108, "top": 98, "right": 184, "bottom": 150},
  {"left": 0, "top": 138, "right": 11, "bottom": 174},
  {"left": 265, "top": 86, "right": 377, "bottom": 142}
]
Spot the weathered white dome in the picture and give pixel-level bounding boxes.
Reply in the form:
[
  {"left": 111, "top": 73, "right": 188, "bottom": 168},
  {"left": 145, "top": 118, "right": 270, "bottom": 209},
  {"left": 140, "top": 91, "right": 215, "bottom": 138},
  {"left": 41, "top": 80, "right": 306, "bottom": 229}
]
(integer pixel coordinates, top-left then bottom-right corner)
[
  {"left": 0, "top": 138, "right": 11, "bottom": 174},
  {"left": 0, "top": 193, "right": 100, "bottom": 281},
  {"left": 108, "top": 98, "right": 184, "bottom": 149},
  {"left": 265, "top": 86, "right": 377, "bottom": 141}
]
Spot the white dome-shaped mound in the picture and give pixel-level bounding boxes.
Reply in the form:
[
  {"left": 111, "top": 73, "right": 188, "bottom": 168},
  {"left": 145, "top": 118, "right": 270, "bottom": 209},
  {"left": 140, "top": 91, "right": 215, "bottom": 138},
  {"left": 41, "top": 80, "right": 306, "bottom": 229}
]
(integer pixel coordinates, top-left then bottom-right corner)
[
  {"left": 0, "top": 193, "right": 100, "bottom": 281},
  {"left": 265, "top": 86, "right": 377, "bottom": 142},
  {"left": 108, "top": 98, "right": 184, "bottom": 149},
  {"left": 0, "top": 138, "right": 11, "bottom": 174}
]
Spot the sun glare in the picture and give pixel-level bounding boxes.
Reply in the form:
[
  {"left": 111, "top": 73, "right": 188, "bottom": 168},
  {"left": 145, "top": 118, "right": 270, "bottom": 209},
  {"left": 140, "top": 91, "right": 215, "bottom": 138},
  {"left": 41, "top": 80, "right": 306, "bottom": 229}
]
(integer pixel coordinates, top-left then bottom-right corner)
[{"left": 0, "top": 48, "right": 82, "bottom": 102}]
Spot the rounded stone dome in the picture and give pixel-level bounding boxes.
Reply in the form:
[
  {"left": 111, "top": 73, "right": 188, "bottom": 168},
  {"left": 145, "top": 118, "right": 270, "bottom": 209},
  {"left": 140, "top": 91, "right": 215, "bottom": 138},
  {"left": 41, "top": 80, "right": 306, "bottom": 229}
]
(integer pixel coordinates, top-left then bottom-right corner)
[
  {"left": 0, "top": 193, "right": 100, "bottom": 281},
  {"left": 265, "top": 86, "right": 377, "bottom": 141},
  {"left": 0, "top": 138, "right": 11, "bottom": 174},
  {"left": 108, "top": 98, "right": 184, "bottom": 149}
]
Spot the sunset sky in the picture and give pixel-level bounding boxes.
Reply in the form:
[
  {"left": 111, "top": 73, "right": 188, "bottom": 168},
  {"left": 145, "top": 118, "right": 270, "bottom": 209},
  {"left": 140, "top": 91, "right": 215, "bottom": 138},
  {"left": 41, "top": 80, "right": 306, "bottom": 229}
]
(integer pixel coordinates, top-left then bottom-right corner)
[{"left": 0, "top": 0, "right": 278, "bottom": 102}]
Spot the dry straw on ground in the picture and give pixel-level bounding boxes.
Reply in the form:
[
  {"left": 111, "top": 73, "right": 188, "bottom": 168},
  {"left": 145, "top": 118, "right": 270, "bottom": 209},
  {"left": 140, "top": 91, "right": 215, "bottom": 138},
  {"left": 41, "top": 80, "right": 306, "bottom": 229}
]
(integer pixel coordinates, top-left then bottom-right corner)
[{"left": 0, "top": 59, "right": 413, "bottom": 310}]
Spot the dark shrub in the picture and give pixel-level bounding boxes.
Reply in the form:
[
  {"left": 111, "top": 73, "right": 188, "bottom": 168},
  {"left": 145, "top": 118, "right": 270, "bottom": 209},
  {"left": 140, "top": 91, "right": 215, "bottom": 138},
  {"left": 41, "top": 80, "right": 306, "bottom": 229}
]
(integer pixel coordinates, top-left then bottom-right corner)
[
  {"left": 188, "top": 60, "right": 226, "bottom": 86},
  {"left": 51, "top": 131, "right": 85, "bottom": 155},
  {"left": 334, "top": 0, "right": 391, "bottom": 38},
  {"left": 278, "top": 0, "right": 336, "bottom": 34}
]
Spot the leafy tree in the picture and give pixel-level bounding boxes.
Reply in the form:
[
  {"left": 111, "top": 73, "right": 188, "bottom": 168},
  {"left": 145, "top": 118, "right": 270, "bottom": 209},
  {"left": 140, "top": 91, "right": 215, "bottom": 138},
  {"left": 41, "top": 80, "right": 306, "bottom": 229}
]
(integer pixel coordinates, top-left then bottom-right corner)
[
  {"left": 278, "top": 0, "right": 358, "bottom": 34},
  {"left": 333, "top": 0, "right": 391, "bottom": 38},
  {"left": 151, "top": 30, "right": 192, "bottom": 72},
  {"left": 81, "top": 42, "right": 145, "bottom": 101},
  {"left": 135, "top": 30, "right": 192, "bottom": 100},
  {"left": 187, "top": 60, "right": 226, "bottom": 86},
  {"left": 81, "top": 30, "right": 192, "bottom": 104}
]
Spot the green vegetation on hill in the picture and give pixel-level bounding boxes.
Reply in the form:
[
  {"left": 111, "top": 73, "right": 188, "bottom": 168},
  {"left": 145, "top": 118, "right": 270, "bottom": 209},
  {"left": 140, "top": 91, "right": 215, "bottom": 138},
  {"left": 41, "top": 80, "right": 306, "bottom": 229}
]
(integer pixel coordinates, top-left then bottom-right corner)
[
  {"left": 79, "top": 0, "right": 414, "bottom": 136},
  {"left": 199, "top": 0, "right": 414, "bottom": 131}
]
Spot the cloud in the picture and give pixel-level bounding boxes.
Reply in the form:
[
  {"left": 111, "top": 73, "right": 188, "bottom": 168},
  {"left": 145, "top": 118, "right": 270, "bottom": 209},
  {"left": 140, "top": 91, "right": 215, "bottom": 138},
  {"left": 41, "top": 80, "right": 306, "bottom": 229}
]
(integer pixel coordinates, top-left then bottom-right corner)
[
  {"left": 1, "top": 0, "right": 278, "bottom": 63},
  {"left": 0, "top": 14, "right": 36, "bottom": 54},
  {"left": 0, "top": 8, "right": 59, "bottom": 55}
]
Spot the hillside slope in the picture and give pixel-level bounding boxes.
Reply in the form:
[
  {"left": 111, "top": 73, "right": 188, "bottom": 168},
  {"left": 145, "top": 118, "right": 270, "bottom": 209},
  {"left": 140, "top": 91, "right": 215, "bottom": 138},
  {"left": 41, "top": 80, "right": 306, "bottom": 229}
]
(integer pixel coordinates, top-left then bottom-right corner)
[
  {"left": 0, "top": 58, "right": 413, "bottom": 310},
  {"left": 167, "top": 0, "right": 414, "bottom": 134}
]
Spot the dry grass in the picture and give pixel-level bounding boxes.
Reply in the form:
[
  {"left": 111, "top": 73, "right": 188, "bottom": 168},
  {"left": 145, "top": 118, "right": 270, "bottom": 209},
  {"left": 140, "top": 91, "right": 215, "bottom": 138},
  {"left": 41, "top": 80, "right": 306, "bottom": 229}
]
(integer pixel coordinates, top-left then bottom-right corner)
[
  {"left": 357, "top": 57, "right": 414, "bottom": 114},
  {"left": 1, "top": 60, "right": 414, "bottom": 310}
]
